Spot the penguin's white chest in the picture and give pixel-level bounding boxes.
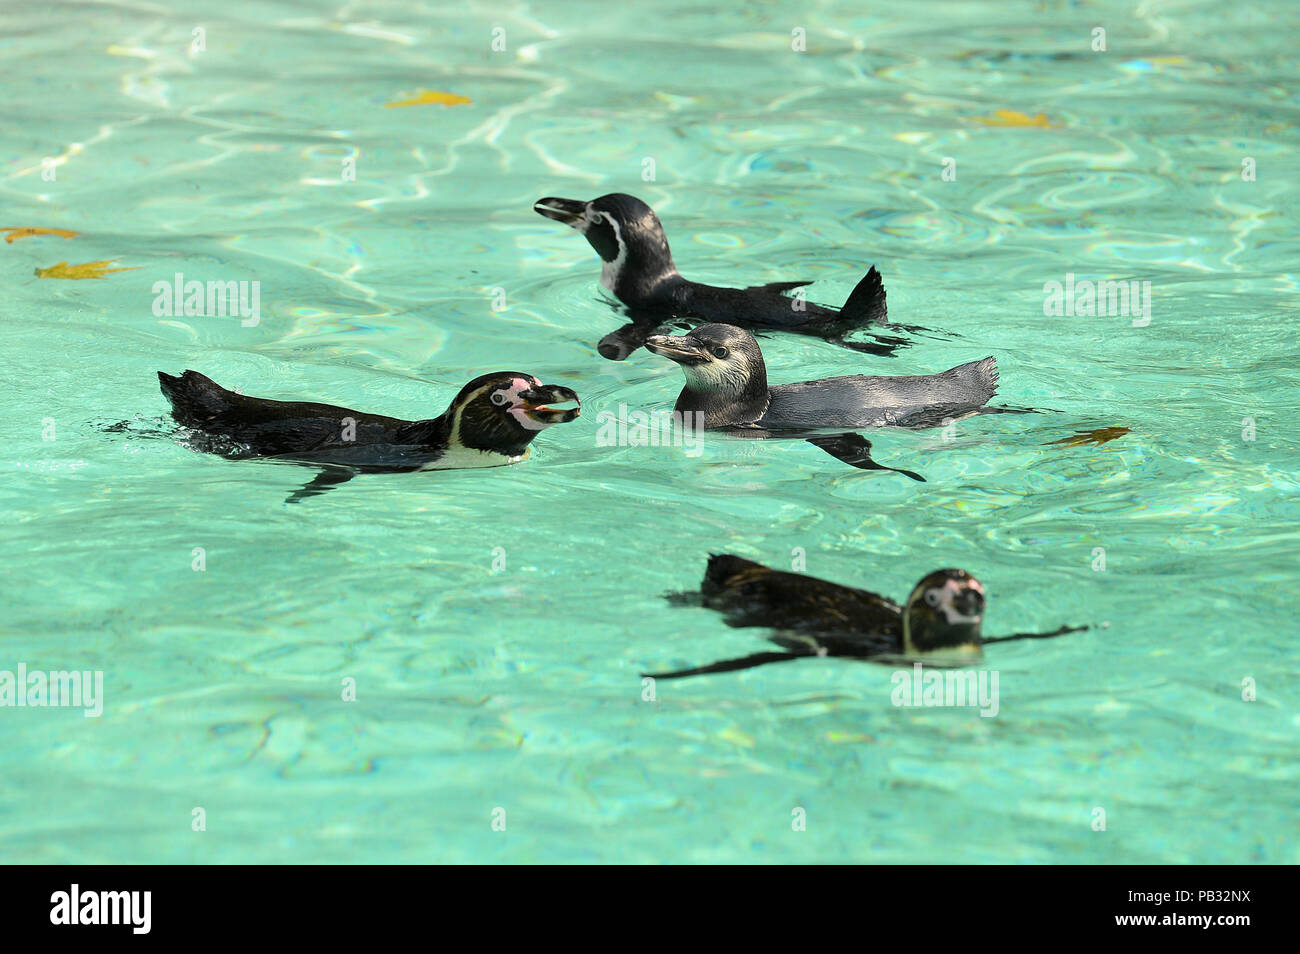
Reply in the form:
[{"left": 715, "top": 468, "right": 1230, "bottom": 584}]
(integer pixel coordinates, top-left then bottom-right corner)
[{"left": 417, "top": 445, "right": 529, "bottom": 470}]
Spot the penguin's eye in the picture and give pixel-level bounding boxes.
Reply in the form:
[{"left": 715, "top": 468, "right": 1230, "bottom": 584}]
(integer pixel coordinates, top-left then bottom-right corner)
[
  {"left": 924, "top": 589, "right": 942, "bottom": 607},
  {"left": 710, "top": 346, "right": 729, "bottom": 359},
  {"left": 490, "top": 391, "right": 510, "bottom": 406}
]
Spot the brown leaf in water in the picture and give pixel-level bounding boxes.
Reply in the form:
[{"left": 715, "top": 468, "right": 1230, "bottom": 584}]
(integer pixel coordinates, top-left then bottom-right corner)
[
  {"left": 1, "top": 227, "right": 79, "bottom": 243},
  {"left": 34, "top": 260, "right": 140, "bottom": 279},
  {"left": 1046, "top": 427, "right": 1132, "bottom": 448}
]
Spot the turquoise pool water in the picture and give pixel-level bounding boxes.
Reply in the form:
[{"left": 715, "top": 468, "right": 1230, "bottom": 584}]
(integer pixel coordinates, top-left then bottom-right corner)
[{"left": 2, "top": 0, "right": 1297, "bottom": 864}]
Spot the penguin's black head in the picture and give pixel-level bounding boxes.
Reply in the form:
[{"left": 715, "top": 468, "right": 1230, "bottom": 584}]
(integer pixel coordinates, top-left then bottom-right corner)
[
  {"left": 445, "top": 372, "right": 581, "bottom": 457},
  {"left": 534, "top": 193, "right": 676, "bottom": 298},
  {"left": 644, "top": 323, "right": 767, "bottom": 395},
  {"left": 902, "top": 570, "right": 986, "bottom": 659}
]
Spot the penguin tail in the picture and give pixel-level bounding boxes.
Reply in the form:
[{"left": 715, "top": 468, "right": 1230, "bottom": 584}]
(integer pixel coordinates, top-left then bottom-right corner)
[
  {"left": 158, "top": 369, "right": 232, "bottom": 427},
  {"left": 947, "top": 356, "right": 1000, "bottom": 406},
  {"left": 838, "top": 266, "right": 888, "bottom": 326},
  {"left": 973, "top": 355, "right": 999, "bottom": 400}
]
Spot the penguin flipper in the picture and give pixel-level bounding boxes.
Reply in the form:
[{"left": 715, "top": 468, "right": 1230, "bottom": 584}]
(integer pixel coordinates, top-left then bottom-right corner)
[
  {"left": 983, "top": 624, "right": 1090, "bottom": 645},
  {"left": 831, "top": 335, "right": 909, "bottom": 357},
  {"left": 597, "top": 308, "right": 674, "bottom": 360},
  {"left": 597, "top": 322, "right": 660, "bottom": 361},
  {"left": 838, "top": 265, "right": 888, "bottom": 325},
  {"left": 286, "top": 467, "right": 355, "bottom": 504},
  {"left": 805, "top": 433, "right": 926, "bottom": 481},
  {"left": 641, "top": 651, "right": 805, "bottom": 681},
  {"left": 978, "top": 405, "right": 1042, "bottom": 416}
]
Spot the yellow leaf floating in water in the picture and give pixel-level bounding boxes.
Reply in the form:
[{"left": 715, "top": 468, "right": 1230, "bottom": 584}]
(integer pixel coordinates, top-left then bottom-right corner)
[
  {"left": 1046, "top": 426, "right": 1132, "bottom": 448},
  {"left": 34, "top": 260, "right": 140, "bottom": 280},
  {"left": 1, "top": 227, "right": 79, "bottom": 243},
  {"left": 384, "top": 89, "right": 472, "bottom": 108},
  {"left": 970, "top": 109, "right": 1059, "bottom": 128}
]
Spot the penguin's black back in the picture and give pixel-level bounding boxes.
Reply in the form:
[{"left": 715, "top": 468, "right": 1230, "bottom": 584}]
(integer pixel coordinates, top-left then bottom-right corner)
[
  {"left": 158, "top": 370, "right": 421, "bottom": 457},
  {"left": 674, "top": 283, "right": 838, "bottom": 329},
  {"left": 668, "top": 266, "right": 886, "bottom": 334},
  {"left": 700, "top": 553, "right": 903, "bottom": 642}
]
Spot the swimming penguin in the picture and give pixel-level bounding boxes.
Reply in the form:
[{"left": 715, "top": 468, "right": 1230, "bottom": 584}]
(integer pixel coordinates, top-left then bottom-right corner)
[
  {"left": 643, "top": 554, "right": 1087, "bottom": 679},
  {"left": 157, "top": 369, "right": 580, "bottom": 501},
  {"left": 643, "top": 322, "right": 1005, "bottom": 475},
  {"left": 534, "top": 192, "right": 904, "bottom": 360}
]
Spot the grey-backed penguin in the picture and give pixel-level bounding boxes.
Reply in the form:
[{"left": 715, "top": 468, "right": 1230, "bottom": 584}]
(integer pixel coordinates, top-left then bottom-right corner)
[
  {"left": 643, "top": 554, "right": 1087, "bottom": 679},
  {"left": 534, "top": 192, "right": 908, "bottom": 360},
  {"left": 157, "top": 370, "right": 580, "bottom": 502},
  {"left": 644, "top": 322, "right": 1007, "bottom": 476}
]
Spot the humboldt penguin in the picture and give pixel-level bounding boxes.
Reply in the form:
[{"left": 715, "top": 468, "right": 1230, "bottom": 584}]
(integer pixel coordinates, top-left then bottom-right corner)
[
  {"left": 644, "top": 322, "right": 1007, "bottom": 476},
  {"left": 157, "top": 369, "right": 580, "bottom": 501},
  {"left": 534, "top": 192, "right": 907, "bottom": 359},
  {"left": 643, "top": 554, "right": 1087, "bottom": 679}
]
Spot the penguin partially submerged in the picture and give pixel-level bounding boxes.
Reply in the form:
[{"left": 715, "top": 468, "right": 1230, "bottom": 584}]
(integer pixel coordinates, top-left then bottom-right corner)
[
  {"left": 157, "top": 370, "right": 580, "bottom": 502},
  {"left": 643, "top": 554, "right": 1087, "bottom": 679},
  {"left": 534, "top": 192, "right": 904, "bottom": 360},
  {"left": 644, "top": 322, "right": 1008, "bottom": 477}
]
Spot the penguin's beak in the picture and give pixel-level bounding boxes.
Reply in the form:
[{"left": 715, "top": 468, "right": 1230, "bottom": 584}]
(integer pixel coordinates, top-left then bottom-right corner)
[
  {"left": 645, "top": 334, "right": 709, "bottom": 366},
  {"left": 534, "top": 197, "right": 588, "bottom": 228},
  {"left": 518, "top": 384, "right": 581, "bottom": 425}
]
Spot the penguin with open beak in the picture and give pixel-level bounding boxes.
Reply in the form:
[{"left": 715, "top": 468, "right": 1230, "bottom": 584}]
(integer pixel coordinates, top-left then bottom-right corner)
[{"left": 157, "top": 369, "right": 580, "bottom": 502}]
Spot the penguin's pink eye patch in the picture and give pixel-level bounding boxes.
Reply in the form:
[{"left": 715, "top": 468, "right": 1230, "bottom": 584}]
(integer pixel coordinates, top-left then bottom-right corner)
[
  {"left": 489, "top": 379, "right": 534, "bottom": 408},
  {"left": 935, "top": 578, "right": 985, "bottom": 623}
]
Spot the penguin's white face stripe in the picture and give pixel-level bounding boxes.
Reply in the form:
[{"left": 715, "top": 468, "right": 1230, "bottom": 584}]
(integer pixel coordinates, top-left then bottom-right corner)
[
  {"left": 591, "top": 211, "right": 628, "bottom": 291},
  {"left": 447, "top": 383, "right": 493, "bottom": 449},
  {"left": 448, "top": 376, "right": 537, "bottom": 445}
]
